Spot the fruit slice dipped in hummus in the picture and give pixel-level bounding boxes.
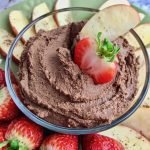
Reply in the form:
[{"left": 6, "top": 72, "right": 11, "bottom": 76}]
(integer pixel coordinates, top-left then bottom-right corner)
[{"left": 18, "top": 5, "right": 140, "bottom": 128}]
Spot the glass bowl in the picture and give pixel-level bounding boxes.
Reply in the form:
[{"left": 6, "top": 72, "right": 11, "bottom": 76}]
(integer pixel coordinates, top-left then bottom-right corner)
[{"left": 5, "top": 7, "right": 150, "bottom": 135}]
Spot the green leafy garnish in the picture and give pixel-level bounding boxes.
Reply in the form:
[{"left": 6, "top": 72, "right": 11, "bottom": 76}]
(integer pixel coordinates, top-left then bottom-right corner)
[{"left": 96, "top": 32, "right": 120, "bottom": 62}]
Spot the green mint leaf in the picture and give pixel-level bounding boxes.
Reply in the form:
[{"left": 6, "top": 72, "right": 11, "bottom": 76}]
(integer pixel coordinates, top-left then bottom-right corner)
[
  {"left": 10, "top": 140, "right": 19, "bottom": 150},
  {"left": 97, "top": 32, "right": 102, "bottom": 47},
  {"left": 0, "top": 141, "right": 9, "bottom": 149},
  {"left": 97, "top": 32, "right": 102, "bottom": 40},
  {"left": 96, "top": 32, "right": 120, "bottom": 62},
  {"left": 18, "top": 140, "right": 29, "bottom": 150},
  {"left": 107, "top": 42, "right": 113, "bottom": 50},
  {"left": 102, "top": 45, "right": 107, "bottom": 51},
  {"left": 109, "top": 55, "right": 115, "bottom": 62}
]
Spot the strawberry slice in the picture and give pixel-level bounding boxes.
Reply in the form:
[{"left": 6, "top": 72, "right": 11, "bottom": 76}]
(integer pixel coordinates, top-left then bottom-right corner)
[
  {"left": 0, "top": 85, "right": 20, "bottom": 121},
  {"left": 0, "top": 129, "right": 6, "bottom": 150},
  {"left": 89, "top": 60, "right": 117, "bottom": 84},
  {"left": 0, "top": 69, "right": 5, "bottom": 86},
  {"left": 74, "top": 37, "right": 94, "bottom": 68},
  {"left": 74, "top": 32, "right": 120, "bottom": 84},
  {"left": 40, "top": 133, "right": 78, "bottom": 150},
  {"left": 0, "top": 69, "right": 18, "bottom": 87},
  {"left": 0, "top": 124, "right": 9, "bottom": 150},
  {"left": 0, "top": 117, "right": 44, "bottom": 150},
  {"left": 0, "top": 123, "right": 9, "bottom": 130},
  {"left": 82, "top": 134, "right": 124, "bottom": 150}
]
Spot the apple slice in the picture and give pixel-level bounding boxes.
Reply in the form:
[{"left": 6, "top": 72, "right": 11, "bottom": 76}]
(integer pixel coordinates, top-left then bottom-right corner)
[
  {"left": 122, "top": 108, "right": 150, "bottom": 140},
  {"left": 32, "top": 2, "right": 57, "bottom": 33},
  {"left": 101, "top": 125, "right": 150, "bottom": 149},
  {"left": 9, "top": 10, "right": 35, "bottom": 43},
  {"left": 80, "top": 5, "right": 140, "bottom": 41},
  {"left": 139, "top": 13, "right": 145, "bottom": 21},
  {"left": 100, "top": 0, "right": 130, "bottom": 10},
  {"left": 0, "top": 28, "right": 24, "bottom": 64},
  {"left": 142, "top": 91, "right": 150, "bottom": 108},
  {"left": 99, "top": 0, "right": 145, "bottom": 21},
  {"left": 54, "top": 0, "right": 73, "bottom": 26},
  {"left": 124, "top": 24, "right": 150, "bottom": 50}
]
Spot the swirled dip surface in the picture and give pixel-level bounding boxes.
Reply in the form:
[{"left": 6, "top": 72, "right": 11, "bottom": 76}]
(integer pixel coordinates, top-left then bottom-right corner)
[{"left": 19, "top": 22, "right": 139, "bottom": 128}]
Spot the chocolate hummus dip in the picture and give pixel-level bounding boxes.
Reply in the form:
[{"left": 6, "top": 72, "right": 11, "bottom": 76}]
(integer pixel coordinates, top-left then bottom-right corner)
[{"left": 18, "top": 22, "right": 139, "bottom": 128}]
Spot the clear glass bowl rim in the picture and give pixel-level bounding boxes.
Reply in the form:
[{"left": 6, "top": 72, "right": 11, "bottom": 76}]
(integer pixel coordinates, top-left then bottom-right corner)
[{"left": 5, "top": 7, "right": 150, "bottom": 135}]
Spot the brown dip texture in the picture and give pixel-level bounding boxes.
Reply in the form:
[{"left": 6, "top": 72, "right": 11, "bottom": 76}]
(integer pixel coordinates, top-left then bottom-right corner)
[{"left": 18, "top": 22, "right": 139, "bottom": 128}]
